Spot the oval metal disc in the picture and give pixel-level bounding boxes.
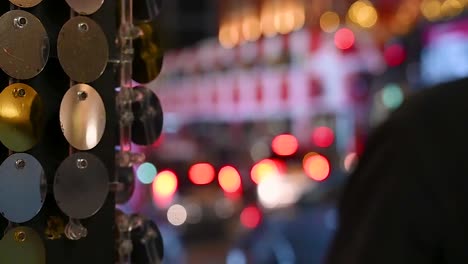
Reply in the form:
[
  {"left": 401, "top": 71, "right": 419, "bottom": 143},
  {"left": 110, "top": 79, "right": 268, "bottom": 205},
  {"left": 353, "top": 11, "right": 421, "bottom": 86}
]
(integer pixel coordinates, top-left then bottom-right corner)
[
  {"left": 0, "top": 83, "right": 44, "bottom": 152},
  {"left": 115, "top": 166, "right": 135, "bottom": 205},
  {"left": 59, "top": 84, "right": 106, "bottom": 150},
  {"left": 133, "top": 22, "right": 164, "bottom": 84},
  {"left": 0, "top": 227, "right": 45, "bottom": 264},
  {"left": 0, "top": 153, "right": 46, "bottom": 223},
  {"left": 131, "top": 86, "right": 163, "bottom": 146},
  {"left": 54, "top": 152, "right": 109, "bottom": 219},
  {"left": 58, "top": 16, "right": 108, "bottom": 83},
  {"left": 9, "top": 0, "right": 43, "bottom": 8},
  {"left": 131, "top": 217, "right": 164, "bottom": 263},
  {"left": 0, "top": 10, "right": 49, "bottom": 80},
  {"left": 65, "top": 0, "right": 104, "bottom": 15}
]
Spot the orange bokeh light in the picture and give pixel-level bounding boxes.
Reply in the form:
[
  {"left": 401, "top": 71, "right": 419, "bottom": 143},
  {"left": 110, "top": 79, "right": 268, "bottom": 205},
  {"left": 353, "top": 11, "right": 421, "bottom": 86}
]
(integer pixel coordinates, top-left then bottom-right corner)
[
  {"left": 303, "top": 154, "right": 330, "bottom": 182},
  {"left": 250, "top": 159, "right": 280, "bottom": 184},
  {"left": 271, "top": 134, "right": 299, "bottom": 156},
  {"left": 189, "top": 163, "right": 216, "bottom": 185},
  {"left": 218, "top": 166, "right": 242, "bottom": 193}
]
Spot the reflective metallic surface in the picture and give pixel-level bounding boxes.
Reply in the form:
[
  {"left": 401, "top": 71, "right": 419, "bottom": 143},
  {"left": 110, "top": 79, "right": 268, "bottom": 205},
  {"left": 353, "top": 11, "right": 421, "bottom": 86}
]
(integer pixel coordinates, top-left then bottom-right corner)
[
  {"left": 0, "top": 10, "right": 49, "bottom": 80},
  {"left": 9, "top": 0, "right": 43, "bottom": 8},
  {"left": 0, "top": 227, "right": 45, "bottom": 264},
  {"left": 131, "top": 86, "right": 163, "bottom": 145},
  {"left": 54, "top": 152, "right": 109, "bottom": 219},
  {"left": 133, "top": 22, "right": 164, "bottom": 84},
  {"left": 0, "top": 83, "right": 44, "bottom": 152},
  {"left": 0, "top": 153, "right": 46, "bottom": 223},
  {"left": 115, "top": 166, "right": 135, "bottom": 205},
  {"left": 65, "top": 0, "right": 104, "bottom": 15},
  {"left": 130, "top": 215, "right": 164, "bottom": 263},
  {"left": 59, "top": 84, "right": 106, "bottom": 150},
  {"left": 58, "top": 16, "right": 108, "bottom": 83}
]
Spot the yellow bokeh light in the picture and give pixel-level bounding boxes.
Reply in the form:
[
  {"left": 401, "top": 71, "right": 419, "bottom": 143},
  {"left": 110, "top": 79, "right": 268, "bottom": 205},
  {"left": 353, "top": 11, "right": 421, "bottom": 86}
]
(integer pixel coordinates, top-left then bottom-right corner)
[
  {"left": 218, "top": 24, "right": 234, "bottom": 49},
  {"left": 292, "top": 4, "right": 305, "bottom": 30},
  {"left": 355, "top": 5, "right": 378, "bottom": 28},
  {"left": 441, "top": 0, "right": 463, "bottom": 17},
  {"left": 421, "top": 0, "right": 442, "bottom": 21},
  {"left": 274, "top": 9, "right": 296, "bottom": 34},
  {"left": 261, "top": 3, "right": 277, "bottom": 37},
  {"left": 218, "top": 21, "right": 240, "bottom": 49},
  {"left": 320, "top": 11, "right": 340, "bottom": 33},
  {"left": 242, "top": 15, "right": 261, "bottom": 42},
  {"left": 348, "top": 0, "right": 368, "bottom": 24}
]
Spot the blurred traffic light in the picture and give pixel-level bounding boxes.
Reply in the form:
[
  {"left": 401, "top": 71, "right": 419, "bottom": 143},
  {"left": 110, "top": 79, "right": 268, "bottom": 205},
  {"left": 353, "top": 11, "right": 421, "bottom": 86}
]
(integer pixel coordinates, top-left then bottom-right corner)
[
  {"left": 271, "top": 134, "right": 299, "bottom": 156},
  {"left": 240, "top": 205, "right": 262, "bottom": 229},
  {"left": 250, "top": 159, "right": 280, "bottom": 184},
  {"left": 218, "top": 166, "right": 242, "bottom": 193},
  {"left": 152, "top": 170, "right": 178, "bottom": 202},
  {"left": 311, "top": 126, "right": 335, "bottom": 148},
  {"left": 188, "top": 162, "right": 216, "bottom": 185},
  {"left": 303, "top": 153, "right": 330, "bottom": 182}
]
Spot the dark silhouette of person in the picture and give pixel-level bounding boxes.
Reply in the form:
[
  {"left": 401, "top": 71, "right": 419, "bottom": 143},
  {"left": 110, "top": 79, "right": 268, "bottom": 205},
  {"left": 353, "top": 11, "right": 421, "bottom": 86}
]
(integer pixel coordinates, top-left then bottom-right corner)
[{"left": 325, "top": 77, "right": 468, "bottom": 263}]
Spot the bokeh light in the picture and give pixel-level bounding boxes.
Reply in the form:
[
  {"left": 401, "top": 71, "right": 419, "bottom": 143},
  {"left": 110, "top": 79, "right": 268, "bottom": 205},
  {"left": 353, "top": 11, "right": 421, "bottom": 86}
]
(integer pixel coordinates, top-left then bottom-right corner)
[
  {"left": 250, "top": 159, "right": 280, "bottom": 184},
  {"left": 303, "top": 153, "right": 331, "bottom": 182},
  {"left": 320, "top": 11, "right": 340, "bottom": 33},
  {"left": 188, "top": 163, "right": 216, "bottom": 185},
  {"left": 312, "top": 126, "right": 335, "bottom": 148},
  {"left": 218, "top": 166, "right": 242, "bottom": 193},
  {"left": 421, "top": 0, "right": 442, "bottom": 21},
  {"left": 136, "top": 162, "right": 157, "bottom": 184},
  {"left": 382, "top": 83, "right": 404, "bottom": 109},
  {"left": 344, "top": 152, "right": 358, "bottom": 172},
  {"left": 242, "top": 15, "right": 261, "bottom": 42},
  {"left": 167, "top": 204, "right": 187, "bottom": 226},
  {"left": 240, "top": 205, "right": 262, "bottom": 229},
  {"left": 152, "top": 170, "right": 178, "bottom": 199},
  {"left": 271, "top": 134, "right": 299, "bottom": 156},
  {"left": 260, "top": 2, "right": 277, "bottom": 37},
  {"left": 334, "top": 28, "right": 355, "bottom": 50},
  {"left": 384, "top": 44, "right": 406, "bottom": 67}
]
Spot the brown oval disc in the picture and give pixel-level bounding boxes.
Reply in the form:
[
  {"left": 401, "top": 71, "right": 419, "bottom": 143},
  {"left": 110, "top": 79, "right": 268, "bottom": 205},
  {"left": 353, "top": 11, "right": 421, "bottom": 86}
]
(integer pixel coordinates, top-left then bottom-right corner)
[
  {"left": 58, "top": 16, "right": 108, "bottom": 83},
  {"left": 59, "top": 84, "right": 106, "bottom": 150},
  {"left": 0, "top": 10, "right": 49, "bottom": 80},
  {"left": 65, "top": 0, "right": 104, "bottom": 15},
  {"left": 9, "top": 0, "right": 43, "bottom": 8}
]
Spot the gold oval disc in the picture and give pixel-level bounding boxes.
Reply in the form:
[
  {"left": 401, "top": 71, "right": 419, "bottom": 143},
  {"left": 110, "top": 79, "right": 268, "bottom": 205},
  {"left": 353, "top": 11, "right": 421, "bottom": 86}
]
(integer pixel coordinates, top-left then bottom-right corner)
[{"left": 0, "top": 83, "right": 43, "bottom": 152}]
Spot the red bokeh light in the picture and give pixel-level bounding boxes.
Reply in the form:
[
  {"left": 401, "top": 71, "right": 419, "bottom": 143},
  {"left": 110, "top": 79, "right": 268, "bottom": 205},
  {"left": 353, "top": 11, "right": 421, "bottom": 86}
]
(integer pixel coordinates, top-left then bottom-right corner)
[
  {"left": 312, "top": 126, "right": 335, "bottom": 148},
  {"left": 334, "top": 28, "right": 355, "bottom": 50},
  {"left": 384, "top": 44, "right": 406, "bottom": 67},
  {"left": 250, "top": 159, "right": 280, "bottom": 184},
  {"left": 218, "top": 166, "right": 242, "bottom": 193},
  {"left": 271, "top": 134, "right": 299, "bottom": 156},
  {"left": 240, "top": 205, "right": 262, "bottom": 229},
  {"left": 152, "top": 170, "right": 178, "bottom": 199},
  {"left": 189, "top": 163, "right": 216, "bottom": 185},
  {"left": 303, "top": 154, "right": 331, "bottom": 182}
]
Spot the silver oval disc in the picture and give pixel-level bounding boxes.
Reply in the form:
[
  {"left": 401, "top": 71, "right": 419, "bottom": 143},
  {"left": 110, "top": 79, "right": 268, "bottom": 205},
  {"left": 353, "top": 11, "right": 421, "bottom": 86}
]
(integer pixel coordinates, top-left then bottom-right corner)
[
  {"left": 65, "top": 0, "right": 104, "bottom": 15},
  {"left": 0, "top": 226, "right": 46, "bottom": 264},
  {"left": 57, "top": 16, "right": 108, "bottom": 83},
  {"left": 59, "top": 84, "right": 106, "bottom": 151},
  {"left": 0, "top": 153, "right": 46, "bottom": 223},
  {"left": 54, "top": 152, "right": 109, "bottom": 219},
  {"left": 0, "top": 10, "right": 49, "bottom": 80}
]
